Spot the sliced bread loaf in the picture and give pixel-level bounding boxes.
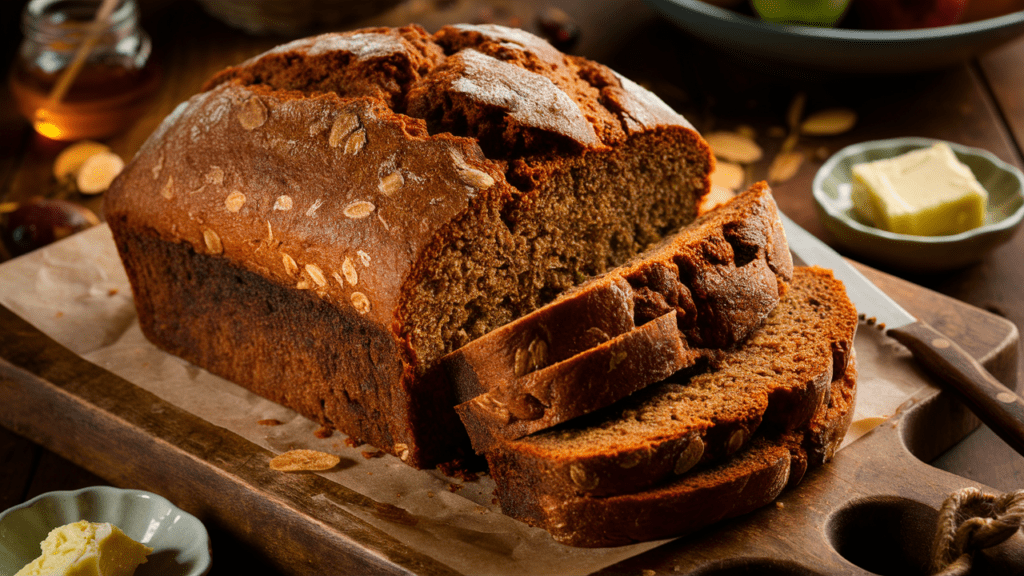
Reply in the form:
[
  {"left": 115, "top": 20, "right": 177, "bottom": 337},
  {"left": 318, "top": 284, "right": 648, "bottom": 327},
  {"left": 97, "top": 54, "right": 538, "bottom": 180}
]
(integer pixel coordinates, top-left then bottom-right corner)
[
  {"left": 450, "top": 183, "right": 794, "bottom": 450},
  {"left": 105, "top": 24, "right": 714, "bottom": 467},
  {"left": 482, "top": 266, "right": 858, "bottom": 501},
  {"left": 502, "top": 352, "right": 858, "bottom": 547}
]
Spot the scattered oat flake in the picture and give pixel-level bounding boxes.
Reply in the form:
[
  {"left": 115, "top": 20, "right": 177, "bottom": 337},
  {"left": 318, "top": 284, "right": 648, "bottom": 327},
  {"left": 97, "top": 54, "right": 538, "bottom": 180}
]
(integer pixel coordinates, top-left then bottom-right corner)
[
  {"left": 282, "top": 253, "right": 299, "bottom": 276},
  {"left": 459, "top": 168, "right": 494, "bottom": 189},
  {"left": 352, "top": 292, "right": 371, "bottom": 314},
  {"left": 273, "top": 195, "right": 293, "bottom": 211},
  {"left": 699, "top": 185, "right": 736, "bottom": 215},
  {"left": 709, "top": 161, "right": 744, "bottom": 191},
  {"left": 269, "top": 449, "right": 340, "bottom": 472},
  {"left": 342, "top": 257, "right": 358, "bottom": 286},
  {"left": 343, "top": 201, "right": 375, "bottom": 219},
  {"left": 305, "top": 263, "right": 327, "bottom": 287},
  {"left": 787, "top": 92, "right": 807, "bottom": 130},
  {"left": 257, "top": 419, "right": 283, "bottom": 426},
  {"left": 237, "top": 96, "right": 268, "bottom": 130},
  {"left": 225, "top": 191, "right": 246, "bottom": 213},
  {"left": 781, "top": 132, "right": 800, "bottom": 154},
  {"left": 768, "top": 150, "right": 805, "bottom": 184},
  {"left": 203, "top": 229, "right": 223, "bottom": 254},
  {"left": 329, "top": 113, "right": 359, "bottom": 147},
  {"left": 704, "top": 131, "right": 763, "bottom": 164},
  {"left": 801, "top": 108, "right": 857, "bottom": 136},
  {"left": 345, "top": 129, "right": 367, "bottom": 155},
  {"left": 379, "top": 172, "right": 404, "bottom": 196}
]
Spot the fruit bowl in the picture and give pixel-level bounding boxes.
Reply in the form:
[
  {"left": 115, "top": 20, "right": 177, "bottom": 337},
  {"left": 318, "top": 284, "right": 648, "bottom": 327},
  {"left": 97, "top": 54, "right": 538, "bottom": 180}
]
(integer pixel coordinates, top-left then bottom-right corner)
[{"left": 643, "top": 0, "right": 1024, "bottom": 74}]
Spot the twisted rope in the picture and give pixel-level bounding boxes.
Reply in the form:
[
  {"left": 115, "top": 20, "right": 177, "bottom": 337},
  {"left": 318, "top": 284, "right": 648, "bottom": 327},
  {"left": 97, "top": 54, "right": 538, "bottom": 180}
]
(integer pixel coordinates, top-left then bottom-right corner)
[{"left": 931, "top": 487, "right": 1024, "bottom": 576}]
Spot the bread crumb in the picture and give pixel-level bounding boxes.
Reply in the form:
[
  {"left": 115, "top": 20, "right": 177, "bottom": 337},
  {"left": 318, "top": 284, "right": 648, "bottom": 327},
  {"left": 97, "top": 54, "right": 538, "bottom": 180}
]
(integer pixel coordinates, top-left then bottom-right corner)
[
  {"left": 314, "top": 425, "right": 334, "bottom": 439},
  {"left": 344, "top": 436, "right": 364, "bottom": 448},
  {"left": 108, "top": 288, "right": 119, "bottom": 296},
  {"left": 361, "top": 449, "right": 386, "bottom": 459},
  {"left": 776, "top": 501, "right": 785, "bottom": 509},
  {"left": 447, "top": 483, "right": 463, "bottom": 493},
  {"left": 257, "top": 418, "right": 283, "bottom": 426}
]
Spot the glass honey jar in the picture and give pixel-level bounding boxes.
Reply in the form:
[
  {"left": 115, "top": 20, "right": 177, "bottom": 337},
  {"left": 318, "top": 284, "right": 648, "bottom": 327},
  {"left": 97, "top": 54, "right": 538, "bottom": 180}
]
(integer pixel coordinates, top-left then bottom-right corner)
[{"left": 8, "top": 0, "right": 160, "bottom": 141}]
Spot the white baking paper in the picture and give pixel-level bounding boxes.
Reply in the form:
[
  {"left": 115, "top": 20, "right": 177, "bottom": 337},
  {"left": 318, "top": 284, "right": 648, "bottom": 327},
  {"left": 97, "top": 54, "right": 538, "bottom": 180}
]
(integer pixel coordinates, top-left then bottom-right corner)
[{"left": 0, "top": 225, "right": 939, "bottom": 575}]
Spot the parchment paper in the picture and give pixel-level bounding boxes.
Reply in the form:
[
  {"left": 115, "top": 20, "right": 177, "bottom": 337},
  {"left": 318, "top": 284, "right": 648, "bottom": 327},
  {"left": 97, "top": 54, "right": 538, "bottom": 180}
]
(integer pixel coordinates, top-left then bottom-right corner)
[{"left": 0, "top": 225, "right": 939, "bottom": 575}]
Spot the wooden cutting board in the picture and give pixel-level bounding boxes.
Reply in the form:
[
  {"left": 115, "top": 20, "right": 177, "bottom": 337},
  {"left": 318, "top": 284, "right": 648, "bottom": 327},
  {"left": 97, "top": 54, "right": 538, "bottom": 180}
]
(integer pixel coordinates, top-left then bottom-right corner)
[{"left": 0, "top": 263, "right": 1018, "bottom": 576}]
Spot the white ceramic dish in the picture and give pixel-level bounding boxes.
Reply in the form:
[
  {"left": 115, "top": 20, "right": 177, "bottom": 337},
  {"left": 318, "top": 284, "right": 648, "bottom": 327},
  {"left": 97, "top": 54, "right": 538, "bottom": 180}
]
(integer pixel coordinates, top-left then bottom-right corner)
[
  {"left": 0, "top": 486, "right": 211, "bottom": 576},
  {"left": 812, "top": 137, "right": 1024, "bottom": 273},
  {"left": 643, "top": 0, "right": 1024, "bottom": 74}
]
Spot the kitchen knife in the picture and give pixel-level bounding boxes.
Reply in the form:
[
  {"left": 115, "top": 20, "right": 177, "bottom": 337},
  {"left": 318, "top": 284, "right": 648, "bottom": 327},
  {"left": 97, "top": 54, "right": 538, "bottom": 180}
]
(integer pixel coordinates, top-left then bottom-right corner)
[{"left": 780, "top": 212, "right": 1024, "bottom": 455}]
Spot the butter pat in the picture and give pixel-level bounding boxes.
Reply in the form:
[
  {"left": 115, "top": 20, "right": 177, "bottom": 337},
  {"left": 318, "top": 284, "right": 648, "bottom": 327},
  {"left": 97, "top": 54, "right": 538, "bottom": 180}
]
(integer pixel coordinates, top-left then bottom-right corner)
[
  {"left": 850, "top": 142, "right": 988, "bottom": 236},
  {"left": 16, "top": 520, "right": 153, "bottom": 576}
]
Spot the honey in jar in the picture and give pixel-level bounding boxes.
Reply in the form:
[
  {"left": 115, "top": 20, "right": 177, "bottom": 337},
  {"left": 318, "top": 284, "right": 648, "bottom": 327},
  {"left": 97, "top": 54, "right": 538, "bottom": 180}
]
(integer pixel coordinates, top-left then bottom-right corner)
[{"left": 8, "top": 0, "right": 160, "bottom": 141}]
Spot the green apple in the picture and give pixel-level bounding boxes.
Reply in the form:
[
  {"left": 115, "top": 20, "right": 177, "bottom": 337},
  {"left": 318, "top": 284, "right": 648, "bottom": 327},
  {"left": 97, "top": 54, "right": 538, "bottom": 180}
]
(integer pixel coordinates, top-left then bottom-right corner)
[{"left": 751, "top": 0, "right": 853, "bottom": 26}]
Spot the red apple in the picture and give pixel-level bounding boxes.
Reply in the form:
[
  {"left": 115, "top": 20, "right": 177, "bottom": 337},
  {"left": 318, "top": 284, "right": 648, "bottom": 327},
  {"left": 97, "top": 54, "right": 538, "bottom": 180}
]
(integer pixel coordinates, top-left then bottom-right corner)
[
  {"left": 962, "top": 0, "right": 1024, "bottom": 22},
  {"left": 856, "top": 0, "right": 968, "bottom": 29}
]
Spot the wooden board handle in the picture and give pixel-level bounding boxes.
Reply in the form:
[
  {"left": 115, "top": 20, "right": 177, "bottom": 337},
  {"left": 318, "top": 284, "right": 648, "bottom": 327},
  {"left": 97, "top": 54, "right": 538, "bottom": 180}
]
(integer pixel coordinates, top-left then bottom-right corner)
[{"left": 889, "top": 320, "right": 1024, "bottom": 456}]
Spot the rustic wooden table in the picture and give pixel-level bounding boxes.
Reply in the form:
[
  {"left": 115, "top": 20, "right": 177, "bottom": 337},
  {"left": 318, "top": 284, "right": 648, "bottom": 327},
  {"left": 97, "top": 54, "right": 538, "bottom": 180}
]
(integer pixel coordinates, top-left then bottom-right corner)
[{"left": 2, "top": 0, "right": 1024, "bottom": 574}]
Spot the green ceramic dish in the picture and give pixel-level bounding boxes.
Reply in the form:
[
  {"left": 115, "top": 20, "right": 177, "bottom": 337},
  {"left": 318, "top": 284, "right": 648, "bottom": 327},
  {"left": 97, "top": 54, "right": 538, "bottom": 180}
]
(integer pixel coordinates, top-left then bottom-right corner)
[
  {"left": 812, "top": 137, "right": 1024, "bottom": 273},
  {"left": 0, "top": 486, "right": 211, "bottom": 576}
]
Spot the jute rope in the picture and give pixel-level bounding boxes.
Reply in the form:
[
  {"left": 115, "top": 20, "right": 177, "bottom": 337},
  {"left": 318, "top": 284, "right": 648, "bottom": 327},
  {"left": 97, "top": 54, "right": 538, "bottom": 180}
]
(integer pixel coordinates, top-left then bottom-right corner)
[{"left": 931, "top": 487, "right": 1024, "bottom": 575}]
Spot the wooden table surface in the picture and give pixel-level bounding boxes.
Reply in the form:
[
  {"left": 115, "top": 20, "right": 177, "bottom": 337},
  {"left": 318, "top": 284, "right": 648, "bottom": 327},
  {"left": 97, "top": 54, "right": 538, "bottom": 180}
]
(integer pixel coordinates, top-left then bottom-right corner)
[{"left": 2, "top": 0, "right": 1024, "bottom": 573}]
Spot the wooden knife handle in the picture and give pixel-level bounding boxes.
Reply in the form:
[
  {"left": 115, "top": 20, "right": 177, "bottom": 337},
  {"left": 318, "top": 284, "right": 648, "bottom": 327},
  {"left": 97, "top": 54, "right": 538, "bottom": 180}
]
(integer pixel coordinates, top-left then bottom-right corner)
[{"left": 888, "top": 320, "right": 1024, "bottom": 457}]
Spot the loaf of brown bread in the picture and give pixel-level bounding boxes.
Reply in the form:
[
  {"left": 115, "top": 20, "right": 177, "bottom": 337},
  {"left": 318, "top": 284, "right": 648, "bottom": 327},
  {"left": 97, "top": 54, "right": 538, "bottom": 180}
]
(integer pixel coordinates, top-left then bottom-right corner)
[
  {"left": 104, "top": 24, "right": 714, "bottom": 468},
  {"left": 449, "top": 183, "right": 793, "bottom": 451},
  {"left": 484, "top": 267, "right": 858, "bottom": 545}
]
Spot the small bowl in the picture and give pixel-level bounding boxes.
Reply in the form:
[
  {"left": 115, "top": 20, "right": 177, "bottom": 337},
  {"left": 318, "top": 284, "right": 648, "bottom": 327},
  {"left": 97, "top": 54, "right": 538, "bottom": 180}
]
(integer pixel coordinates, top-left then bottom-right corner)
[
  {"left": 813, "top": 137, "right": 1024, "bottom": 273},
  {"left": 0, "top": 486, "right": 211, "bottom": 576}
]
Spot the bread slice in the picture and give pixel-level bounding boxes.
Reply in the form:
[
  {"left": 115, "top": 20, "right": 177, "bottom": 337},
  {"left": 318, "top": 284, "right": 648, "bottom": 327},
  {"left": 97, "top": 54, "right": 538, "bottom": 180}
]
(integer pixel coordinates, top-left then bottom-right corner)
[
  {"left": 482, "top": 266, "right": 858, "bottom": 501},
  {"left": 501, "top": 352, "right": 858, "bottom": 548},
  {"left": 449, "top": 183, "right": 794, "bottom": 450}
]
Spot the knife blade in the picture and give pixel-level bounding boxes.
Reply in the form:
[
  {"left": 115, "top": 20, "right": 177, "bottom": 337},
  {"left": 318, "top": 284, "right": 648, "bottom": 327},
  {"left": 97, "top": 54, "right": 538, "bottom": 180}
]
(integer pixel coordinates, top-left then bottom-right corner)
[{"left": 780, "top": 212, "right": 1024, "bottom": 455}]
